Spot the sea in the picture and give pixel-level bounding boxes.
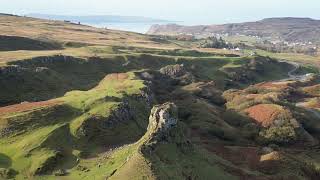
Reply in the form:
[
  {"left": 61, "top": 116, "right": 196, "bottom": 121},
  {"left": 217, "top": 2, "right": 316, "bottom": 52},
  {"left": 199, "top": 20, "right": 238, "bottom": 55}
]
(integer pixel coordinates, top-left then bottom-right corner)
[{"left": 84, "top": 22, "right": 168, "bottom": 34}]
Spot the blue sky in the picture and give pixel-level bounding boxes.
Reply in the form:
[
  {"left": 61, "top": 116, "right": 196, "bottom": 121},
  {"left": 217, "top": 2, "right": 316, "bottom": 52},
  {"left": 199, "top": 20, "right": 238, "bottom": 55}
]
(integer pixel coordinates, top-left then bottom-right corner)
[{"left": 1, "top": 0, "right": 319, "bottom": 24}]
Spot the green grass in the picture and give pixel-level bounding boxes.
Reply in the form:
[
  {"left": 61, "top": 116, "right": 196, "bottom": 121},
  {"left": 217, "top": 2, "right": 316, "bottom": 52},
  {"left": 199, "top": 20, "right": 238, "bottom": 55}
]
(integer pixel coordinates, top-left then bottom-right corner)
[
  {"left": 145, "top": 143, "right": 237, "bottom": 180},
  {"left": 0, "top": 50, "right": 306, "bottom": 179},
  {"left": 0, "top": 38, "right": 316, "bottom": 180},
  {"left": 224, "top": 35, "right": 262, "bottom": 46},
  {"left": 0, "top": 124, "right": 65, "bottom": 178},
  {"left": 0, "top": 43, "right": 302, "bottom": 106},
  {"left": 246, "top": 49, "right": 320, "bottom": 64},
  {"left": 2, "top": 14, "right": 320, "bottom": 180},
  {"left": 0, "top": 71, "right": 150, "bottom": 178}
]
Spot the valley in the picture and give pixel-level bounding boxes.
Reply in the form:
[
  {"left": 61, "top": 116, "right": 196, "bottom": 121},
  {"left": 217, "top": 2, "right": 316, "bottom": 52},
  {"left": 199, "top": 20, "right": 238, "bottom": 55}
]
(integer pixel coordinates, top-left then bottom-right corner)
[{"left": 0, "top": 14, "right": 320, "bottom": 180}]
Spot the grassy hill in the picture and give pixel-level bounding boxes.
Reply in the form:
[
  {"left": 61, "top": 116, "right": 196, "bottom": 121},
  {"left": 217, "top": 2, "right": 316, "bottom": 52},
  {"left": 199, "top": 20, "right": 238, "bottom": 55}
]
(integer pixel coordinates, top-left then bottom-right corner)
[{"left": 0, "top": 14, "right": 320, "bottom": 179}]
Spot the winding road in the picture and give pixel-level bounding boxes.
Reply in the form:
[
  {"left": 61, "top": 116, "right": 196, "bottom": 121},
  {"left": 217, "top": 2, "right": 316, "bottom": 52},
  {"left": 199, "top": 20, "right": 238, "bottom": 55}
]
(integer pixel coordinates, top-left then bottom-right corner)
[
  {"left": 276, "top": 61, "right": 320, "bottom": 119},
  {"left": 277, "top": 61, "right": 312, "bottom": 82}
]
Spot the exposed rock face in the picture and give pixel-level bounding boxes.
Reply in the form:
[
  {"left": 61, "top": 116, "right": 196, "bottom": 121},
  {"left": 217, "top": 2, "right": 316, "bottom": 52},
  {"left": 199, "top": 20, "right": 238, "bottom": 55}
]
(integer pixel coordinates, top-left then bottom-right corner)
[
  {"left": 160, "top": 64, "right": 187, "bottom": 78},
  {"left": 104, "top": 100, "right": 134, "bottom": 127},
  {"left": 78, "top": 100, "right": 134, "bottom": 138},
  {"left": 159, "top": 64, "right": 195, "bottom": 85},
  {"left": 0, "top": 65, "right": 26, "bottom": 75},
  {"left": 147, "top": 102, "right": 178, "bottom": 139},
  {"left": 133, "top": 85, "right": 154, "bottom": 108},
  {"left": 13, "top": 55, "right": 83, "bottom": 65},
  {"left": 35, "top": 67, "right": 50, "bottom": 73},
  {"left": 0, "top": 65, "right": 52, "bottom": 77}
]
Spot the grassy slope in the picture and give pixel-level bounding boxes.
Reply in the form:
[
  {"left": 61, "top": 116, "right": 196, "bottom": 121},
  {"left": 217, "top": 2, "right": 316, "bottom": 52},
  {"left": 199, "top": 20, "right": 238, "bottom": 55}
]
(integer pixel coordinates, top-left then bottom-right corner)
[
  {"left": 1, "top": 14, "right": 320, "bottom": 180},
  {"left": 0, "top": 72, "right": 150, "bottom": 179},
  {"left": 246, "top": 49, "right": 320, "bottom": 68},
  {"left": 0, "top": 46, "right": 292, "bottom": 106},
  {"left": 0, "top": 15, "right": 180, "bottom": 51}
]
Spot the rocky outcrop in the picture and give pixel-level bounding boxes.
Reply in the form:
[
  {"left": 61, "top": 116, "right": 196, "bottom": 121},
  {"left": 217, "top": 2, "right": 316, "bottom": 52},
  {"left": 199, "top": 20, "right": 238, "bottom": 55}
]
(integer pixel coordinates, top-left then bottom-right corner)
[
  {"left": 0, "top": 65, "right": 26, "bottom": 75},
  {"left": 159, "top": 64, "right": 195, "bottom": 85},
  {"left": 78, "top": 100, "right": 134, "bottom": 138},
  {"left": 133, "top": 85, "right": 154, "bottom": 108},
  {"left": 104, "top": 100, "right": 134, "bottom": 128},
  {"left": 10, "top": 55, "right": 85, "bottom": 66},
  {"left": 160, "top": 64, "right": 187, "bottom": 78},
  {"left": 35, "top": 67, "right": 50, "bottom": 73},
  {"left": 0, "top": 65, "right": 52, "bottom": 76},
  {"left": 146, "top": 102, "right": 178, "bottom": 140}
]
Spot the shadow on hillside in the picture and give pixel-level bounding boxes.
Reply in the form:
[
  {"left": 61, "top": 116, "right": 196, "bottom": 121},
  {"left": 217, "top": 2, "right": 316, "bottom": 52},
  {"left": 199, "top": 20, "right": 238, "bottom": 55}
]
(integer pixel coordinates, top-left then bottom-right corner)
[
  {"left": 0, "top": 35, "right": 62, "bottom": 51},
  {"left": 0, "top": 153, "right": 12, "bottom": 168}
]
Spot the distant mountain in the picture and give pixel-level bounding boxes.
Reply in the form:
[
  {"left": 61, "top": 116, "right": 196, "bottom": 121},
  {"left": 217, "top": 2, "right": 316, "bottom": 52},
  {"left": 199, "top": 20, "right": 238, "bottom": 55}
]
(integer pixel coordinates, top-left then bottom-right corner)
[
  {"left": 26, "top": 13, "right": 170, "bottom": 23},
  {"left": 148, "top": 17, "right": 320, "bottom": 44}
]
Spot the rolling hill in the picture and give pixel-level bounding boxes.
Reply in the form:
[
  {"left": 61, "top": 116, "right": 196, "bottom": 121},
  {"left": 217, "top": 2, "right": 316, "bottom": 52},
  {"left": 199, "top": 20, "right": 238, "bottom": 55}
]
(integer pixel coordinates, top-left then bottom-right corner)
[
  {"left": 0, "top": 14, "right": 320, "bottom": 179},
  {"left": 148, "top": 17, "right": 320, "bottom": 44}
]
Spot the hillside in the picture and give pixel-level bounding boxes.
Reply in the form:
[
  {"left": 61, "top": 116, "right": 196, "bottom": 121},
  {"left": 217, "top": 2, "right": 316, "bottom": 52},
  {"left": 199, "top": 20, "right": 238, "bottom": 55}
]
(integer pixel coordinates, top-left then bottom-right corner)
[
  {"left": 0, "top": 13, "right": 177, "bottom": 49},
  {"left": 148, "top": 17, "right": 320, "bottom": 44},
  {"left": 0, "top": 14, "right": 320, "bottom": 180}
]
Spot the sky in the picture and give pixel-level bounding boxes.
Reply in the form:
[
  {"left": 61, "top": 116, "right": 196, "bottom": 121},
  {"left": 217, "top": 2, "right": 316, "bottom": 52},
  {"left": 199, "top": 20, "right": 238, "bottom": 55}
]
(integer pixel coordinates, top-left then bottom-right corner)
[{"left": 1, "top": 0, "right": 320, "bottom": 25}]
